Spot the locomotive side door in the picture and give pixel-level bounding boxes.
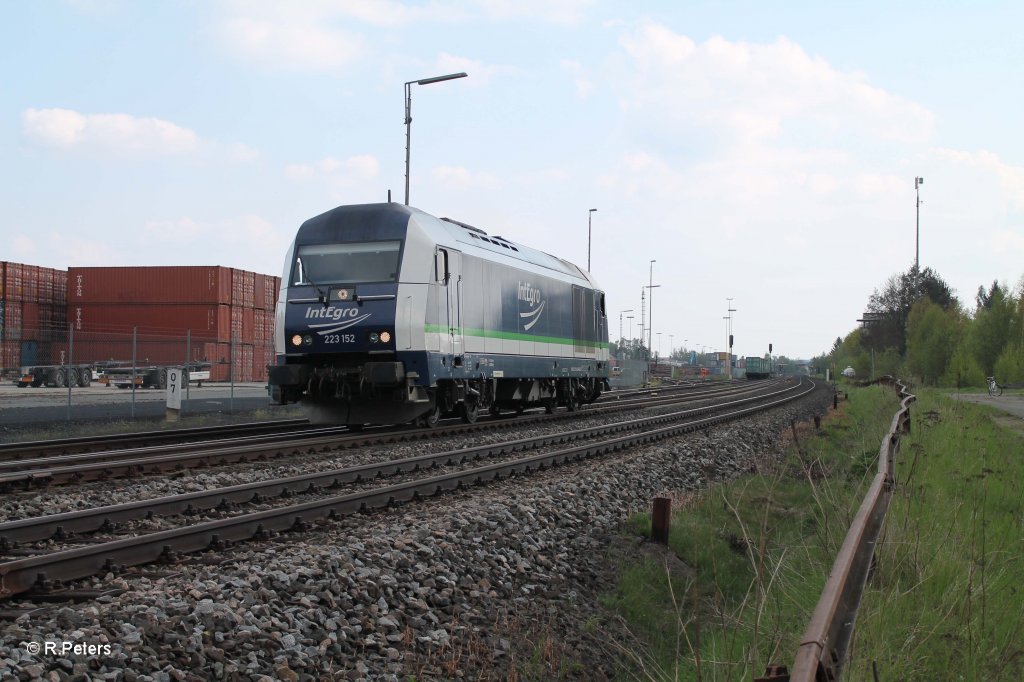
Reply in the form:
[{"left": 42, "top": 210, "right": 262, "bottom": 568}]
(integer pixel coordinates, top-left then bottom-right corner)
[{"left": 436, "top": 247, "right": 464, "bottom": 359}]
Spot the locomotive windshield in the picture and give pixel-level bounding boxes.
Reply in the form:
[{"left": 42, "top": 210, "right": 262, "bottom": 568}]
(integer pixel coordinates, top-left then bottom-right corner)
[{"left": 293, "top": 241, "right": 402, "bottom": 285}]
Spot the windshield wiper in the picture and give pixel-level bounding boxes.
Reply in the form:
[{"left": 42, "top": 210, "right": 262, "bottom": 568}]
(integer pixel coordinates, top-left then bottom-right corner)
[{"left": 297, "top": 257, "right": 329, "bottom": 307}]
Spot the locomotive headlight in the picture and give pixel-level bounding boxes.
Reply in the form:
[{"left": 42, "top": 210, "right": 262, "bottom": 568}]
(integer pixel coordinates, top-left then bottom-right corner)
[
  {"left": 303, "top": 335, "right": 313, "bottom": 345},
  {"left": 369, "top": 332, "right": 380, "bottom": 344},
  {"left": 291, "top": 334, "right": 303, "bottom": 347},
  {"left": 379, "top": 331, "right": 391, "bottom": 344}
]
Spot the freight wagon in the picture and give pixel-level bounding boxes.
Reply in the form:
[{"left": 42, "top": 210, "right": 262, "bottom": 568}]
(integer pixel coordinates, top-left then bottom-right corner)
[{"left": 745, "top": 356, "right": 771, "bottom": 380}]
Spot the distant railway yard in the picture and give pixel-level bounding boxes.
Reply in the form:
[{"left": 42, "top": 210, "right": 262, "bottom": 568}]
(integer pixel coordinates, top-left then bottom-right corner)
[{"left": 0, "top": 378, "right": 835, "bottom": 679}]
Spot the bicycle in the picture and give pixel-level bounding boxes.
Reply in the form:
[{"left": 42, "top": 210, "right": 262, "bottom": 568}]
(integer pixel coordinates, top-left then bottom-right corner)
[{"left": 987, "top": 376, "right": 1003, "bottom": 397}]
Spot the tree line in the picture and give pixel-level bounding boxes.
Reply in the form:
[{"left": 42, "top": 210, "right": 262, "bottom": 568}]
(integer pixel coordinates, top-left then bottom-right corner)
[{"left": 813, "top": 265, "right": 1024, "bottom": 387}]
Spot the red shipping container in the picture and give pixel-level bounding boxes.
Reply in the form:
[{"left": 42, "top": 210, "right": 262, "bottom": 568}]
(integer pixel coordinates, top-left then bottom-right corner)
[
  {"left": 254, "top": 309, "right": 266, "bottom": 342},
  {"left": 68, "top": 266, "right": 233, "bottom": 305},
  {"left": 50, "top": 339, "right": 203, "bottom": 366},
  {"left": 252, "top": 345, "right": 273, "bottom": 382},
  {"left": 23, "top": 265, "right": 38, "bottom": 300},
  {"left": 254, "top": 274, "right": 280, "bottom": 310},
  {"left": 71, "top": 303, "right": 231, "bottom": 341},
  {"left": 230, "top": 307, "right": 242, "bottom": 341},
  {"left": 254, "top": 273, "right": 267, "bottom": 309},
  {"left": 240, "top": 345, "right": 254, "bottom": 382},
  {"left": 242, "top": 307, "right": 255, "bottom": 342},
  {"left": 22, "top": 302, "right": 40, "bottom": 338},
  {"left": 1, "top": 340, "right": 20, "bottom": 370},
  {"left": 54, "top": 270, "right": 68, "bottom": 305},
  {"left": 231, "top": 269, "right": 256, "bottom": 308},
  {"left": 4, "top": 263, "right": 23, "bottom": 300},
  {"left": 4, "top": 302, "right": 22, "bottom": 340}
]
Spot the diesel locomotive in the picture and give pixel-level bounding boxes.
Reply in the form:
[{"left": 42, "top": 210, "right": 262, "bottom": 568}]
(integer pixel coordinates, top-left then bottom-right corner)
[{"left": 269, "top": 203, "right": 609, "bottom": 426}]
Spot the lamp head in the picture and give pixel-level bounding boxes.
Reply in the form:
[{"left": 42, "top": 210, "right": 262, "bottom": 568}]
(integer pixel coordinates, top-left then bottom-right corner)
[{"left": 416, "top": 72, "right": 468, "bottom": 85}]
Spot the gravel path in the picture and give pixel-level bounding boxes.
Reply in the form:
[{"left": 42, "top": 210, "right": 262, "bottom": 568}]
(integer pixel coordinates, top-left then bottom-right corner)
[{"left": 1, "top": 383, "right": 831, "bottom": 680}]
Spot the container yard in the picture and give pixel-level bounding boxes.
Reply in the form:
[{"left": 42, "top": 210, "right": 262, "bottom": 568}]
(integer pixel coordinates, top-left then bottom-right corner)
[{"left": 1, "top": 262, "right": 280, "bottom": 384}]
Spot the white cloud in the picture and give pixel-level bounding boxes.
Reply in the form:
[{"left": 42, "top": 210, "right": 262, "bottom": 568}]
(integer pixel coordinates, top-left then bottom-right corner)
[
  {"left": 215, "top": 0, "right": 589, "bottom": 70},
  {"left": 474, "top": 0, "right": 593, "bottom": 26},
  {"left": 431, "top": 165, "right": 499, "bottom": 190},
  {"left": 992, "top": 229, "right": 1024, "bottom": 256},
  {"left": 430, "top": 53, "right": 510, "bottom": 87},
  {"left": 285, "top": 155, "right": 380, "bottom": 183},
  {"left": 138, "top": 215, "right": 287, "bottom": 273},
  {"left": 221, "top": 14, "right": 366, "bottom": 71},
  {"left": 24, "top": 108, "right": 199, "bottom": 154},
  {"left": 560, "top": 59, "right": 593, "bottom": 98},
  {"left": 613, "top": 23, "right": 935, "bottom": 147},
  {"left": 11, "top": 235, "right": 35, "bottom": 260},
  {"left": 933, "top": 147, "right": 1024, "bottom": 208},
  {"left": 22, "top": 108, "right": 257, "bottom": 162}
]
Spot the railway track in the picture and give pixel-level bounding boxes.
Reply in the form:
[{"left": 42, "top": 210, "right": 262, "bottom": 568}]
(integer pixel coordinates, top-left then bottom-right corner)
[
  {"left": 0, "top": 381, "right": 779, "bottom": 489},
  {"left": 0, "top": 380, "right": 718, "bottom": 461},
  {"left": 0, "top": 377, "right": 816, "bottom": 599}
]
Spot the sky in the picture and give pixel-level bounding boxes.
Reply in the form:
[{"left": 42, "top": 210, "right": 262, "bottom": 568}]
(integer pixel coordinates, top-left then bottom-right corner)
[{"left": 2, "top": 0, "right": 1023, "bottom": 360}]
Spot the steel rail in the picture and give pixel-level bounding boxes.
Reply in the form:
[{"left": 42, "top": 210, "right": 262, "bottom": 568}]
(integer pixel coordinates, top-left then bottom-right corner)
[
  {"left": 759, "top": 377, "right": 915, "bottom": 682},
  {"left": 0, "top": 379, "right": 806, "bottom": 544},
  {"left": 0, "top": 419, "right": 311, "bottom": 461},
  {"left": 0, "top": 381, "right": 789, "bottom": 488},
  {"left": 0, "top": 380, "right": 739, "bottom": 462},
  {"left": 0, "top": 378, "right": 818, "bottom": 598},
  {"left": 0, "top": 381, "right": 750, "bottom": 470}
]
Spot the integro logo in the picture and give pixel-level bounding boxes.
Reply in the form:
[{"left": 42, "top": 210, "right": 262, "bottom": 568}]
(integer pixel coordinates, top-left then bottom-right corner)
[
  {"left": 304, "top": 305, "right": 372, "bottom": 335},
  {"left": 305, "top": 306, "right": 361, "bottom": 321},
  {"left": 517, "top": 281, "right": 546, "bottom": 331}
]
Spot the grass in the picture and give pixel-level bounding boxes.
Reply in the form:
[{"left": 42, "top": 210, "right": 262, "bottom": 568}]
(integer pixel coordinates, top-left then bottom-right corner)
[
  {"left": 601, "top": 384, "right": 904, "bottom": 680},
  {"left": 849, "top": 391, "right": 1024, "bottom": 680},
  {"left": 603, "top": 384, "right": 1024, "bottom": 680}
]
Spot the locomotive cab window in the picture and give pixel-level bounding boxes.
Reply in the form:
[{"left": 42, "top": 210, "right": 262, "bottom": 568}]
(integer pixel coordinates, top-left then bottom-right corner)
[{"left": 293, "top": 241, "right": 402, "bottom": 285}]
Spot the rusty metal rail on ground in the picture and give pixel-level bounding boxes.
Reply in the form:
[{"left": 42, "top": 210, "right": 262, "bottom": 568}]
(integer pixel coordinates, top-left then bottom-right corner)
[{"left": 759, "top": 376, "right": 915, "bottom": 682}]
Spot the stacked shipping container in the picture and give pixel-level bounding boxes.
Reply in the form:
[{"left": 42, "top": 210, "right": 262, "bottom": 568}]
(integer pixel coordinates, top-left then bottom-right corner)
[
  {"left": 65, "top": 266, "right": 279, "bottom": 382},
  {"left": 1, "top": 262, "right": 68, "bottom": 372}
]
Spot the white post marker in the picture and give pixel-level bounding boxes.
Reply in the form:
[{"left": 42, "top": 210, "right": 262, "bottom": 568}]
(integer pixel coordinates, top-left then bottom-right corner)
[{"left": 166, "top": 366, "right": 182, "bottom": 422}]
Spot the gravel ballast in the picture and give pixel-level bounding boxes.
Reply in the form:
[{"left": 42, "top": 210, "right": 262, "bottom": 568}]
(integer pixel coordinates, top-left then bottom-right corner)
[{"left": 1, "top": 383, "right": 832, "bottom": 680}]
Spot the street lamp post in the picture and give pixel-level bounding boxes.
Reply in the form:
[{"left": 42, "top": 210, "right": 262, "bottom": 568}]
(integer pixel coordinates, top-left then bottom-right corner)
[
  {"left": 657, "top": 332, "right": 662, "bottom": 361},
  {"left": 404, "top": 72, "right": 468, "bottom": 206},
  {"left": 669, "top": 334, "right": 674, "bottom": 360},
  {"left": 587, "top": 209, "right": 597, "bottom": 271},
  {"left": 646, "top": 260, "right": 658, "bottom": 362},
  {"left": 726, "top": 298, "right": 736, "bottom": 379},
  {"left": 915, "top": 176, "right": 924, "bottom": 274},
  {"left": 619, "top": 309, "right": 633, "bottom": 349},
  {"left": 626, "top": 316, "right": 635, "bottom": 357}
]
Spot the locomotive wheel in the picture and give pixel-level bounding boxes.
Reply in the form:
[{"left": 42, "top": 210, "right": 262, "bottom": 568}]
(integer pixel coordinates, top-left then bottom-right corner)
[
  {"left": 424, "top": 404, "right": 442, "bottom": 428},
  {"left": 460, "top": 400, "right": 479, "bottom": 424},
  {"left": 543, "top": 398, "right": 556, "bottom": 414},
  {"left": 489, "top": 404, "right": 501, "bottom": 417},
  {"left": 565, "top": 393, "right": 579, "bottom": 412}
]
